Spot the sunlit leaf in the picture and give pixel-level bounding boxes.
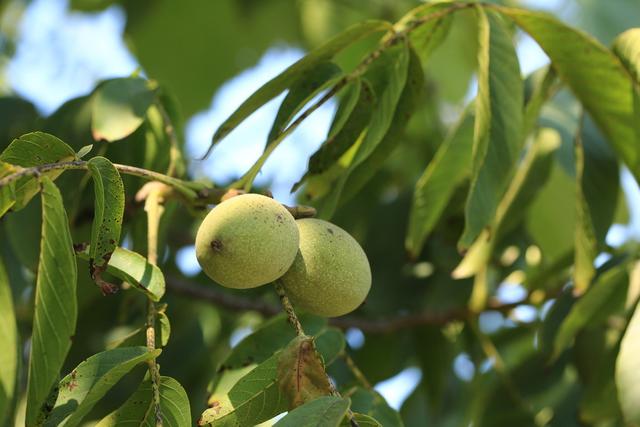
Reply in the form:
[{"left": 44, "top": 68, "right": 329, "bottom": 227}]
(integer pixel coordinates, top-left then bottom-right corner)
[
  {"left": 200, "top": 353, "right": 286, "bottom": 426},
  {"left": 91, "top": 77, "right": 156, "bottom": 142},
  {"left": 0, "top": 132, "right": 77, "bottom": 211},
  {"left": 76, "top": 246, "right": 165, "bottom": 302}
]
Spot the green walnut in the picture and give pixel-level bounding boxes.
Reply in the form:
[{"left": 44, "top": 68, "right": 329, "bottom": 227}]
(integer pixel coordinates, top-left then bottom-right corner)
[
  {"left": 280, "top": 218, "right": 371, "bottom": 317},
  {"left": 195, "top": 193, "right": 299, "bottom": 289}
]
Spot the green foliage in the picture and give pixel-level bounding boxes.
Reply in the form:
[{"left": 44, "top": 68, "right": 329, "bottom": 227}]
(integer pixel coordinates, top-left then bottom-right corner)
[{"left": 1, "top": 1, "right": 640, "bottom": 425}]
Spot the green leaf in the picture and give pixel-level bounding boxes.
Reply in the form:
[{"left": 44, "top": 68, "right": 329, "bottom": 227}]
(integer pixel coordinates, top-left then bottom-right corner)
[
  {"left": 400, "top": 2, "right": 455, "bottom": 66},
  {"left": 218, "top": 313, "right": 326, "bottom": 371},
  {"left": 77, "top": 246, "right": 165, "bottom": 302},
  {"left": 405, "top": 110, "right": 474, "bottom": 258},
  {"left": 87, "top": 157, "right": 125, "bottom": 285},
  {"left": 553, "top": 263, "right": 629, "bottom": 360},
  {"left": 237, "top": 62, "right": 343, "bottom": 189},
  {"left": 158, "top": 311, "right": 171, "bottom": 348},
  {"left": 574, "top": 115, "right": 620, "bottom": 293},
  {"left": 339, "top": 44, "right": 427, "bottom": 205},
  {"left": 314, "top": 327, "right": 345, "bottom": 366},
  {"left": 44, "top": 347, "right": 161, "bottom": 427},
  {"left": 306, "top": 79, "right": 374, "bottom": 177},
  {"left": 616, "top": 301, "right": 640, "bottom": 425},
  {"left": 277, "top": 336, "right": 333, "bottom": 409},
  {"left": 453, "top": 127, "right": 561, "bottom": 279},
  {"left": 498, "top": 7, "right": 640, "bottom": 182},
  {"left": 0, "top": 255, "right": 18, "bottom": 425},
  {"left": 351, "top": 40, "right": 409, "bottom": 169},
  {"left": 315, "top": 40, "right": 411, "bottom": 218},
  {"left": 91, "top": 77, "right": 156, "bottom": 142},
  {"left": 460, "top": 8, "right": 524, "bottom": 248},
  {"left": 274, "top": 396, "right": 350, "bottom": 427},
  {"left": 96, "top": 376, "right": 191, "bottom": 427},
  {"left": 203, "top": 20, "right": 391, "bottom": 156},
  {"left": 347, "top": 387, "right": 403, "bottom": 427},
  {"left": 200, "top": 353, "right": 286, "bottom": 426},
  {"left": 25, "top": 177, "right": 78, "bottom": 427},
  {"left": 0, "top": 132, "right": 77, "bottom": 211}
]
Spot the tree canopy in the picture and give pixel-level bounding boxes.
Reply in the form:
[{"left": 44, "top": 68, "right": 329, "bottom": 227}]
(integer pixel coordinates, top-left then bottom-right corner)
[{"left": 1, "top": 0, "right": 640, "bottom": 426}]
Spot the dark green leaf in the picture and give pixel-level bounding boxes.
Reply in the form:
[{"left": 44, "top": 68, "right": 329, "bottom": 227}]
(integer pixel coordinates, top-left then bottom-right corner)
[
  {"left": 0, "top": 256, "right": 18, "bottom": 425},
  {"left": 460, "top": 8, "right": 524, "bottom": 248},
  {"left": 307, "top": 79, "right": 374, "bottom": 176},
  {"left": 204, "top": 20, "right": 392, "bottom": 157},
  {"left": 406, "top": 110, "right": 474, "bottom": 258},
  {"left": 574, "top": 115, "right": 620, "bottom": 293},
  {"left": 91, "top": 77, "right": 156, "bottom": 142},
  {"left": 348, "top": 387, "right": 403, "bottom": 427},
  {"left": 274, "top": 396, "right": 350, "bottom": 427},
  {"left": 0, "top": 161, "right": 19, "bottom": 218},
  {"left": 25, "top": 177, "right": 78, "bottom": 427},
  {"left": 315, "top": 327, "right": 346, "bottom": 366},
  {"left": 553, "top": 262, "right": 628, "bottom": 359},
  {"left": 44, "top": 347, "right": 161, "bottom": 427},
  {"left": 277, "top": 336, "right": 333, "bottom": 409},
  {"left": 498, "top": 7, "right": 640, "bottom": 182},
  {"left": 96, "top": 376, "right": 191, "bottom": 427},
  {"left": 87, "top": 157, "right": 125, "bottom": 284}
]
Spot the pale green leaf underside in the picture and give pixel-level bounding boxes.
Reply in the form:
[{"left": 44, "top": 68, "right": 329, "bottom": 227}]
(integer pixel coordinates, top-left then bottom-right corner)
[{"left": 77, "top": 246, "right": 165, "bottom": 301}]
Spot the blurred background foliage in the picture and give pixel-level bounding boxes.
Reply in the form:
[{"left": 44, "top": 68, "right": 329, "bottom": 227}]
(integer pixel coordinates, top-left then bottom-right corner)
[{"left": 1, "top": 0, "right": 640, "bottom": 426}]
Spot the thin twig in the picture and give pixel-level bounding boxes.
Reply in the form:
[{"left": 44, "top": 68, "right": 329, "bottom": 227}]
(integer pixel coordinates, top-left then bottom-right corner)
[
  {"left": 274, "top": 281, "right": 305, "bottom": 336},
  {"left": 165, "top": 275, "right": 527, "bottom": 333},
  {"left": 144, "top": 185, "right": 167, "bottom": 426}
]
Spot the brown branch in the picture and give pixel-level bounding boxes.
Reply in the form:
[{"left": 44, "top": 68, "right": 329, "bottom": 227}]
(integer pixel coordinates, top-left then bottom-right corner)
[{"left": 165, "top": 275, "right": 526, "bottom": 334}]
